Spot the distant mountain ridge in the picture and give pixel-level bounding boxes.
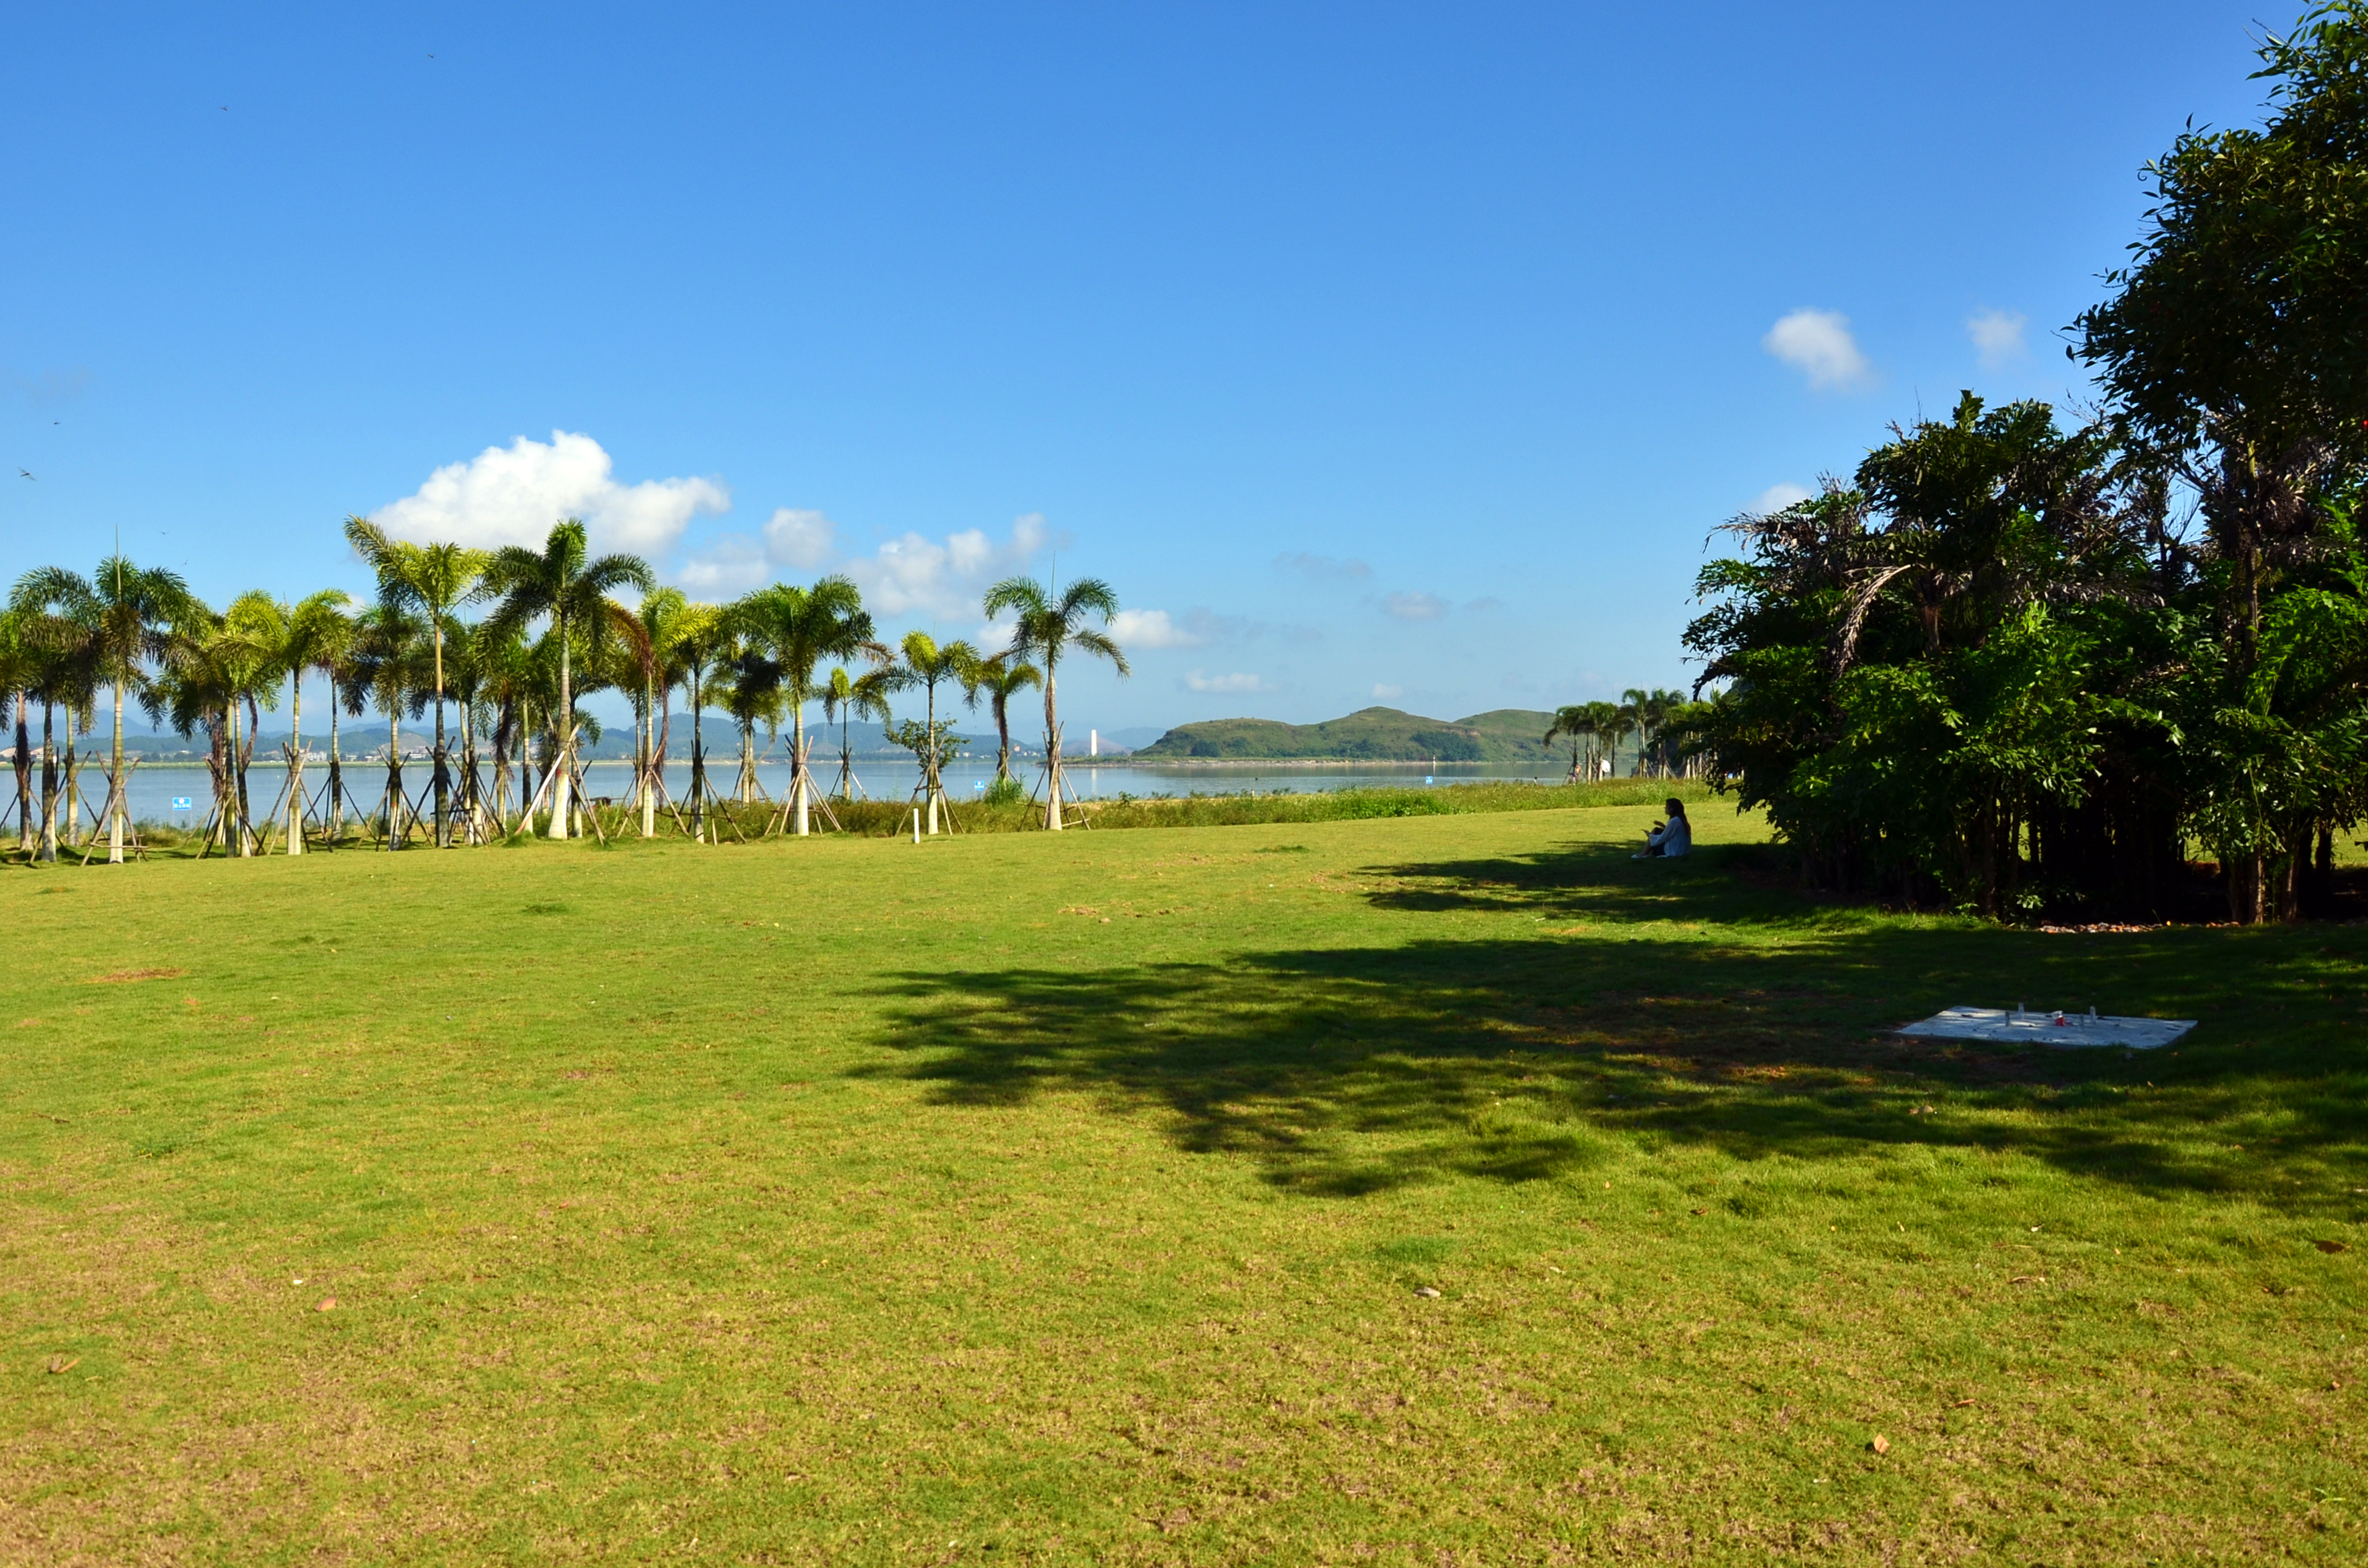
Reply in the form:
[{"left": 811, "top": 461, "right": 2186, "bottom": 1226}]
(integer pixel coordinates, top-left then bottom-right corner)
[{"left": 1134, "top": 706, "right": 1567, "bottom": 763}]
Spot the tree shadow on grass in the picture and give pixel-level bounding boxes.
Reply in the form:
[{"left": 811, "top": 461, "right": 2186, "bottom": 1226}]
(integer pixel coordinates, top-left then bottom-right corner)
[{"left": 857, "top": 842, "right": 2368, "bottom": 1208}]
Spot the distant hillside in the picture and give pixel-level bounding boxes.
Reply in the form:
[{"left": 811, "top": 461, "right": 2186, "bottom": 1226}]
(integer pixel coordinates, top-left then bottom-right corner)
[{"left": 1134, "top": 706, "right": 1566, "bottom": 763}]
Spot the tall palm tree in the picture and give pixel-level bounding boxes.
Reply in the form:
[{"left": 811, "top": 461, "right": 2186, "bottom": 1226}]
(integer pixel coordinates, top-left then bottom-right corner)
[
  {"left": 480, "top": 520, "right": 654, "bottom": 839},
  {"left": 1542, "top": 705, "right": 1599, "bottom": 784},
  {"left": 668, "top": 603, "right": 730, "bottom": 841},
  {"left": 348, "top": 605, "right": 430, "bottom": 846},
  {"left": 981, "top": 574, "right": 1129, "bottom": 831},
  {"left": 227, "top": 589, "right": 352, "bottom": 855},
  {"left": 973, "top": 651, "right": 1042, "bottom": 783},
  {"left": 0, "top": 611, "right": 35, "bottom": 855},
  {"left": 9, "top": 582, "right": 102, "bottom": 862},
  {"left": 820, "top": 663, "right": 893, "bottom": 800},
  {"left": 346, "top": 519, "right": 490, "bottom": 845},
  {"left": 440, "top": 618, "right": 495, "bottom": 843},
  {"left": 881, "top": 630, "right": 982, "bottom": 835},
  {"left": 13, "top": 558, "right": 200, "bottom": 862},
  {"left": 734, "top": 576, "right": 880, "bottom": 836},
  {"left": 716, "top": 647, "right": 786, "bottom": 804}
]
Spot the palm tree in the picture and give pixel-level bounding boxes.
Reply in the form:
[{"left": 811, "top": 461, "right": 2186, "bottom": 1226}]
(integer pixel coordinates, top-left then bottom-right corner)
[
  {"left": 820, "top": 663, "right": 893, "bottom": 800},
  {"left": 348, "top": 605, "right": 430, "bottom": 845},
  {"left": 716, "top": 647, "right": 786, "bottom": 804},
  {"left": 440, "top": 618, "right": 494, "bottom": 842},
  {"left": 13, "top": 558, "right": 200, "bottom": 862},
  {"left": 0, "top": 611, "right": 35, "bottom": 855},
  {"left": 9, "top": 582, "right": 103, "bottom": 862},
  {"left": 612, "top": 586, "right": 688, "bottom": 837},
  {"left": 346, "top": 519, "right": 489, "bottom": 845},
  {"left": 881, "top": 630, "right": 982, "bottom": 835},
  {"left": 227, "top": 589, "right": 351, "bottom": 855},
  {"left": 1542, "top": 705, "right": 1598, "bottom": 784},
  {"left": 734, "top": 576, "right": 880, "bottom": 836},
  {"left": 981, "top": 574, "right": 1129, "bottom": 831},
  {"left": 973, "top": 651, "right": 1043, "bottom": 783},
  {"left": 668, "top": 603, "right": 730, "bottom": 841},
  {"left": 480, "top": 520, "right": 654, "bottom": 839}
]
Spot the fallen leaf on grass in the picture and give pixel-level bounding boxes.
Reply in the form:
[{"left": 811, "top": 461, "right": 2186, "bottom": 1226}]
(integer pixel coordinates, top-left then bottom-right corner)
[
  {"left": 316, "top": 1297, "right": 337, "bottom": 1312},
  {"left": 2010, "top": 1275, "right": 2046, "bottom": 1285},
  {"left": 2315, "top": 1240, "right": 2349, "bottom": 1254},
  {"left": 46, "top": 1355, "right": 80, "bottom": 1375},
  {"left": 1950, "top": 1398, "right": 1978, "bottom": 1408},
  {"left": 1413, "top": 1286, "right": 1442, "bottom": 1299},
  {"left": 1690, "top": 1208, "right": 1708, "bottom": 1216},
  {"left": 1870, "top": 1435, "right": 1890, "bottom": 1455}
]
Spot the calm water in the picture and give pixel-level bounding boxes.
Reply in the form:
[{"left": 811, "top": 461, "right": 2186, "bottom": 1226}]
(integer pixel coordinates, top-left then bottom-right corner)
[{"left": 53, "top": 756, "right": 1571, "bottom": 827}]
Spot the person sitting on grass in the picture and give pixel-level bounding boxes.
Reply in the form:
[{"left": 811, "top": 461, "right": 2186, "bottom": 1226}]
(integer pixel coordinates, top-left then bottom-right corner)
[{"left": 1634, "top": 797, "right": 1691, "bottom": 859}]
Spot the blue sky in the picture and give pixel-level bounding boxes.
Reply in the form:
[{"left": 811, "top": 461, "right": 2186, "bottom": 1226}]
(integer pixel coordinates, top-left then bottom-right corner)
[{"left": 3, "top": 2, "right": 2273, "bottom": 736}]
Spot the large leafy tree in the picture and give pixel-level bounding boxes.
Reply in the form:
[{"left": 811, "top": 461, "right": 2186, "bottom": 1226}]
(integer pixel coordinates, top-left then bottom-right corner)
[
  {"left": 12, "top": 558, "right": 200, "bottom": 862},
  {"left": 981, "top": 575, "right": 1129, "bottom": 830},
  {"left": 1688, "top": 395, "right": 2175, "bottom": 915},
  {"left": 480, "top": 521, "right": 653, "bottom": 839},
  {"left": 2075, "top": 2, "right": 2368, "bottom": 917}
]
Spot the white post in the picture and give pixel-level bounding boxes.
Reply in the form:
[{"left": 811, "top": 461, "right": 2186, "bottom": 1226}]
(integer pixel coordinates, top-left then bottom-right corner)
[
  {"left": 1091, "top": 728, "right": 1097, "bottom": 757},
  {"left": 910, "top": 806, "right": 920, "bottom": 844}
]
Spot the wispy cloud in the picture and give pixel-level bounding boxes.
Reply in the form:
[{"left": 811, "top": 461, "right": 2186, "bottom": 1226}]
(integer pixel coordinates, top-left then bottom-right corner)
[
  {"left": 1748, "top": 481, "right": 1814, "bottom": 516},
  {"left": 1383, "top": 591, "right": 1448, "bottom": 621},
  {"left": 1463, "top": 595, "right": 1506, "bottom": 614},
  {"left": 1764, "top": 308, "right": 1873, "bottom": 390},
  {"left": 373, "top": 431, "right": 729, "bottom": 556},
  {"left": 1275, "top": 552, "right": 1373, "bottom": 582},
  {"left": 1110, "top": 608, "right": 1205, "bottom": 649},
  {"left": 1968, "top": 308, "right": 2028, "bottom": 370},
  {"left": 1184, "top": 670, "right": 1271, "bottom": 693},
  {"left": 1372, "top": 683, "right": 1405, "bottom": 699}
]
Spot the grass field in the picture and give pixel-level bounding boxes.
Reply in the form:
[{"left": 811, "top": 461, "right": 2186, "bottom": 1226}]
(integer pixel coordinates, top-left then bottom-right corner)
[{"left": 3, "top": 801, "right": 2363, "bottom": 1563}]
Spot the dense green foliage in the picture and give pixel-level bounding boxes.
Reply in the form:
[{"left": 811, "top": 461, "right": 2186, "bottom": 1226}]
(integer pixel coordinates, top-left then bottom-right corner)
[{"left": 1691, "top": 7, "right": 2368, "bottom": 923}]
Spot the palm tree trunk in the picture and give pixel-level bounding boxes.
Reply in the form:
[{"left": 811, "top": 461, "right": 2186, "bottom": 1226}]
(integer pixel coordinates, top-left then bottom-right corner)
[
  {"left": 432, "top": 623, "right": 448, "bottom": 848},
  {"left": 689, "top": 680, "right": 706, "bottom": 843},
  {"left": 286, "top": 675, "right": 305, "bottom": 856},
  {"left": 11, "top": 693, "right": 30, "bottom": 855},
  {"left": 792, "top": 702, "right": 810, "bottom": 835},
  {"left": 387, "top": 703, "right": 403, "bottom": 849},
  {"left": 38, "top": 701, "right": 57, "bottom": 863},
  {"left": 107, "top": 681, "right": 126, "bottom": 863},
  {"left": 549, "top": 621, "right": 572, "bottom": 839},
  {"left": 995, "top": 699, "right": 1012, "bottom": 782},
  {"left": 328, "top": 704, "right": 343, "bottom": 841},
  {"left": 1043, "top": 666, "right": 1062, "bottom": 832},
  {"left": 640, "top": 670, "right": 656, "bottom": 839},
  {"left": 925, "top": 682, "right": 940, "bottom": 835}
]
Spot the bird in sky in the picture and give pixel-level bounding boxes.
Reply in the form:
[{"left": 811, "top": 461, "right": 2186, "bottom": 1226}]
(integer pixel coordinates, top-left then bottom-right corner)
[{"left": 17, "top": 468, "right": 33, "bottom": 480}]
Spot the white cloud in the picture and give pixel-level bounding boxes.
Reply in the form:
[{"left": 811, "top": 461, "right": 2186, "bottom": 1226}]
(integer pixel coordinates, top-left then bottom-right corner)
[
  {"left": 1763, "top": 308, "right": 1872, "bottom": 390},
  {"left": 1968, "top": 308, "right": 2028, "bottom": 370},
  {"left": 674, "top": 532, "right": 773, "bottom": 597},
  {"left": 1463, "top": 595, "right": 1506, "bottom": 613},
  {"left": 1372, "top": 683, "right": 1405, "bottom": 699},
  {"left": 1276, "top": 552, "right": 1373, "bottom": 582},
  {"left": 1109, "top": 608, "right": 1207, "bottom": 649},
  {"left": 846, "top": 512, "right": 1049, "bottom": 619},
  {"left": 1185, "top": 670, "right": 1271, "bottom": 693},
  {"left": 764, "top": 508, "right": 836, "bottom": 570},
  {"left": 372, "top": 431, "right": 728, "bottom": 556},
  {"left": 1749, "top": 482, "right": 1814, "bottom": 516},
  {"left": 1383, "top": 591, "right": 1448, "bottom": 621}
]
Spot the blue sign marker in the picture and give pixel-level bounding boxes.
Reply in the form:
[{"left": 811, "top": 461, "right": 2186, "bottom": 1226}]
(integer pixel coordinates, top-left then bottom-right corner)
[{"left": 171, "top": 796, "right": 193, "bottom": 811}]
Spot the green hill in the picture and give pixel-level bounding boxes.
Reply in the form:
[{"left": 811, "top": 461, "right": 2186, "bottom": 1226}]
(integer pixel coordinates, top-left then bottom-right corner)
[{"left": 1133, "top": 706, "right": 1563, "bottom": 763}]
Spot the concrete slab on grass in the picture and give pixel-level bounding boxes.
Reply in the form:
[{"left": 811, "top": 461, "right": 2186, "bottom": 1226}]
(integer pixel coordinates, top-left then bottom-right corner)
[{"left": 1898, "top": 1006, "right": 2196, "bottom": 1050}]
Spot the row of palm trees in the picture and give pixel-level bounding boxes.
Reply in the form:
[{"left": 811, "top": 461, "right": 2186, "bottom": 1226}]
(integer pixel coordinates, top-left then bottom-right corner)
[
  {"left": 1542, "top": 687, "right": 1710, "bottom": 783},
  {"left": 1, "top": 518, "right": 1130, "bottom": 861}
]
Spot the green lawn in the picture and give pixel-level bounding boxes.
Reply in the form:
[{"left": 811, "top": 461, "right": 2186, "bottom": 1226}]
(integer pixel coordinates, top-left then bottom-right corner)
[{"left": 2, "top": 803, "right": 2362, "bottom": 1563}]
